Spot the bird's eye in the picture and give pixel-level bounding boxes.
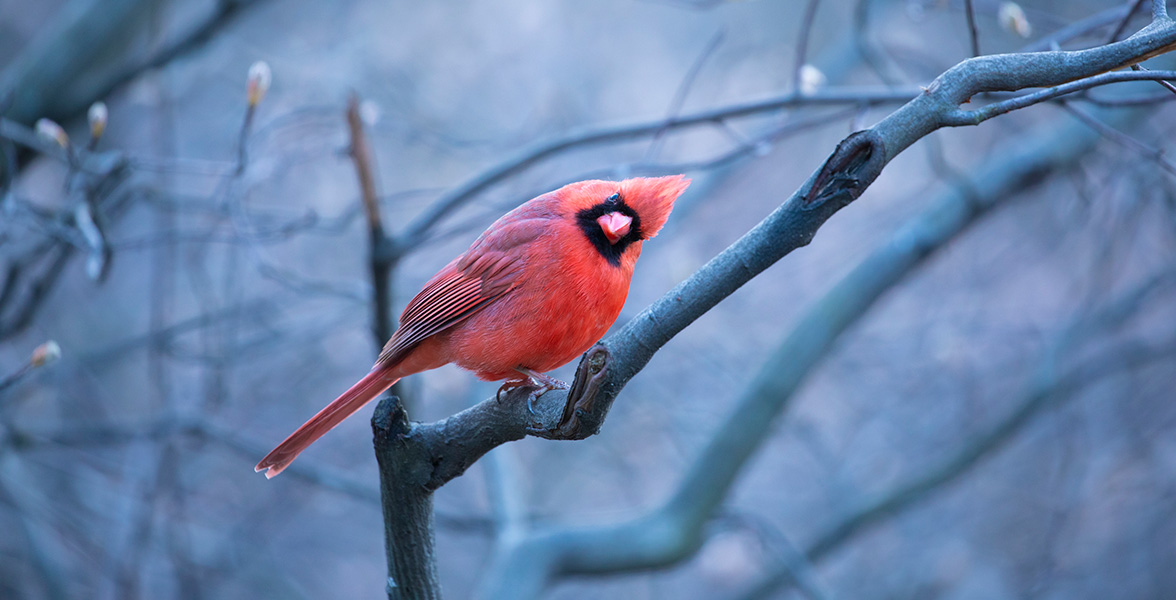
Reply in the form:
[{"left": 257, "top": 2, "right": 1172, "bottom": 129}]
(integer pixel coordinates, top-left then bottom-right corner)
[{"left": 605, "top": 192, "right": 620, "bottom": 205}]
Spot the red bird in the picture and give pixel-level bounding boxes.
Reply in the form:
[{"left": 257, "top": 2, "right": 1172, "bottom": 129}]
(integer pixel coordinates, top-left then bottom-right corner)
[{"left": 256, "top": 175, "right": 690, "bottom": 477}]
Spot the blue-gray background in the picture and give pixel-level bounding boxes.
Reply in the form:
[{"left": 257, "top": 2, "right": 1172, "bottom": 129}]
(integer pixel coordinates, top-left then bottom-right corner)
[{"left": 2, "top": 1, "right": 1174, "bottom": 598}]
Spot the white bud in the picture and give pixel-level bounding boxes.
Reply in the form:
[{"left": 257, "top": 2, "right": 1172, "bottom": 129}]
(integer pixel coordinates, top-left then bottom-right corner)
[
  {"left": 359, "top": 99, "right": 381, "bottom": 126},
  {"left": 798, "top": 64, "right": 826, "bottom": 96},
  {"left": 35, "top": 118, "right": 69, "bottom": 149},
  {"left": 999, "top": 2, "right": 1032, "bottom": 38},
  {"left": 88, "top": 101, "right": 108, "bottom": 141},
  {"left": 247, "top": 61, "right": 272, "bottom": 106},
  {"left": 31, "top": 340, "right": 61, "bottom": 367},
  {"left": 699, "top": 531, "right": 760, "bottom": 585}
]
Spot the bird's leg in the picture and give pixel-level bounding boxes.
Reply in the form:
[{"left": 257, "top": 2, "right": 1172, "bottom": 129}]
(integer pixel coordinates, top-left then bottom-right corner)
[
  {"left": 495, "top": 377, "right": 530, "bottom": 404},
  {"left": 512, "top": 367, "right": 568, "bottom": 416},
  {"left": 515, "top": 367, "right": 568, "bottom": 392}
]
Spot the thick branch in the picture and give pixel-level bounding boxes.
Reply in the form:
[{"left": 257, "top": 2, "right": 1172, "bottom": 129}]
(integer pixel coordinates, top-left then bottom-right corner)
[
  {"left": 373, "top": 400, "right": 441, "bottom": 600},
  {"left": 373, "top": 12, "right": 1176, "bottom": 599},
  {"left": 473, "top": 76, "right": 1125, "bottom": 600},
  {"left": 942, "top": 69, "right": 1176, "bottom": 125}
]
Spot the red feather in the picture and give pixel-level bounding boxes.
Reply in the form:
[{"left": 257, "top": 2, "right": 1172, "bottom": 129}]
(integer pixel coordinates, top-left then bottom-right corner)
[{"left": 256, "top": 175, "right": 690, "bottom": 477}]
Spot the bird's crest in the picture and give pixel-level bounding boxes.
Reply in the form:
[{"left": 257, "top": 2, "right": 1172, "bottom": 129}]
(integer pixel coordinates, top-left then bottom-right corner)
[{"left": 616, "top": 175, "right": 690, "bottom": 239}]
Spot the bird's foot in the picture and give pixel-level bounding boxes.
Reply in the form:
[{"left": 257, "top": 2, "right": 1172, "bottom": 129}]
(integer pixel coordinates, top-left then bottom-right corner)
[
  {"left": 494, "top": 371, "right": 566, "bottom": 415},
  {"left": 495, "top": 379, "right": 528, "bottom": 404},
  {"left": 511, "top": 367, "right": 568, "bottom": 417}
]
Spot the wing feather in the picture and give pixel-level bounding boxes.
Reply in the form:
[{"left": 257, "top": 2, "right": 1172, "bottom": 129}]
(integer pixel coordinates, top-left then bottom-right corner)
[{"left": 374, "top": 217, "right": 548, "bottom": 367}]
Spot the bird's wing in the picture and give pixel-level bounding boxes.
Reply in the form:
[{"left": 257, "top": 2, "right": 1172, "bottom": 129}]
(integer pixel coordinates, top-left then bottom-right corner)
[{"left": 374, "top": 217, "right": 547, "bottom": 367}]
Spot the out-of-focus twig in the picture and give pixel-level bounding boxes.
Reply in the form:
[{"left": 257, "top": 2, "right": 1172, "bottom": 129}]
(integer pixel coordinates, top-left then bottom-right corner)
[
  {"left": 793, "top": 0, "right": 823, "bottom": 92},
  {"left": 964, "top": 0, "right": 981, "bottom": 57},
  {"left": 0, "top": 341, "right": 61, "bottom": 395},
  {"left": 362, "top": 12, "right": 1176, "bottom": 598},
  {"left": 0, "top": 0, "right": 269, "bottom": 127},
  {"left": 644, "top": 31, "right": 724, "bottom": 164},
  {"left": 1109, "top": 0, "right": 1148, "bottom": 43},
  {"left": 1059, "top": 101, "right": 1176, "bottom": 175},
  {"left": 237, "top": 61, "right": 270, "bottom": 173},
  {"left": 346, "top": 94, "right": 394, "bottom": 347},
  {"left": 742, "top": 275, "right": 1176, "bottom": 600},
  {"left": 393, "top": 86, "right": 919, "bottom": 253},
  {"left": 0, "top": 479, "right": 69, "bottom": 600}
]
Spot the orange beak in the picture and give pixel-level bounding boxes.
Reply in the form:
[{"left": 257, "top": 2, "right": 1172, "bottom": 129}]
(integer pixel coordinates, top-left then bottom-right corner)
[{"left": 597, "top": 212, "right": 632, "bottom": 244}]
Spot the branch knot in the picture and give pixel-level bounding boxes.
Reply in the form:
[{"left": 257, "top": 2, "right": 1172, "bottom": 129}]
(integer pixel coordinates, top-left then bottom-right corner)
[{"left": 802, "top": 129, "right": 885, "bottom": 209}]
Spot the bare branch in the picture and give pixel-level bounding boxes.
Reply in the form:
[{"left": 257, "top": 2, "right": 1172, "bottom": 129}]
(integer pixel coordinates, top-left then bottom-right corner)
[
  {"left": 942, "top": 69, "right": 1176, "bottom": 125},
  {"left": 347, "top": 94, "right": 396, "bottom": 347},
  {"left": 743, "top": 275, "right": 1176, "bottom": 599},
  {"left": 373, "top": 400, "right": 442, "bottom": 600},
  {"left": 370, "top": 13, "right": 1176, "bottom": 598},
  {"left": 348, "top": 95, "right": 385, "bottom": 239},
  {"left": 1132, "top": 62, "right": 1176, "bottom": 94},
  {"left": 394, "top": 86, "right": 919, "bottom": 251},
  {"left": 1059, "top": 101, "right": 1176, "bottom": 175},
  {"left": 472, "top": 69, "right": 1150, "bottom": 600},
  {"left": 964, "top": 0, "right": 981, "bottom": 57},
  {"left": 1023, "top": 4, "right": 1134, "bottom": 52},
  {"left": 644, "top": 31, "right": 724, "bottom": 163},
  {"left": 1108, "top": 0, "right": 1148, "bottom": 43},
  {"left": 793, "top": 0, "right": 822, "bottom": 91},
  {"left": 0, "top": 341, "right": 60, "bottom": 395},
  {"left": 0, "top": 480, "right": 69, "bottom": 600}
]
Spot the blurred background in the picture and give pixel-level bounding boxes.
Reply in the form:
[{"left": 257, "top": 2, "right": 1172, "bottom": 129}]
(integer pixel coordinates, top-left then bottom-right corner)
[{"left": 2, "top": 0, "right": 1175, "bottom": 598}]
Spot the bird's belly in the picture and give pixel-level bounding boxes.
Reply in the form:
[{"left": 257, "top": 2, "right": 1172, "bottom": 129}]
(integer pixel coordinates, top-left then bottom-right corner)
[{"left": 443, "top": 283, "right": 625, "bottom": 381}]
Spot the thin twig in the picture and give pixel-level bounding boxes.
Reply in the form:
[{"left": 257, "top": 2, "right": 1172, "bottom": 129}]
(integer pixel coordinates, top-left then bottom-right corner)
[
  {"left": 1132, "top": 62, "right": 1176, "bottom": 94},
  {"left": 1060, "top": 101, "right": 1176, "bottom": 175},
  {"left": 1108, "top": 0, "right": 1148, "bottom": 43},
  {"left": 793, "top": 0, "right": 823, "bottom": 92},
  {"left": 964, "top": 0, "right": 981, "bottom": 57},
  {"left": 346, "top": 93, "right": 395, "bottom": 347},
  {"left": 235, "top": 104, "right": 254, "bottom": 174},
  {"left": 347, "top": 94, "right": 384, "bottom": 238},
  {"left": 742, "top": 276, "right": 1176, "bottom": 599},
  {"left": 394, "top": 86, "right": 919, "bottom": 251},
  {"left": 942, "top": 70, "right": 1176, "bottom": 125},
  {"left": 644, "top": 30, "right": 724, "bottom": 163}
]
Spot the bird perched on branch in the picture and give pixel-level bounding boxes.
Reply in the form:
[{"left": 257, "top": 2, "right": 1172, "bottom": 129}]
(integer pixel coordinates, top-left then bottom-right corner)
[{"left": 256, "top": 175, "right": 690, "bottom": 477}]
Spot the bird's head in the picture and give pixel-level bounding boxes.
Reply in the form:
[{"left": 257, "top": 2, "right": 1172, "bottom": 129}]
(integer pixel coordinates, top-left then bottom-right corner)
[{"left": 563, "top": 175, "right": 691, "bottom": 266}]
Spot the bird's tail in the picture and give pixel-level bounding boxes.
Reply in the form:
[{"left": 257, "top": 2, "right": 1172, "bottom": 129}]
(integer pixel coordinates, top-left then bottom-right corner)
[{"left": 255, "top": 366, "right": 400, "bottom": 478}]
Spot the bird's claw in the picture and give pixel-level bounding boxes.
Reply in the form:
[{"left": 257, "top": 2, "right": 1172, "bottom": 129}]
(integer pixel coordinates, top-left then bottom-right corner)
[{"left": 499, "top": 367, "right": 568, "bottom": 420}]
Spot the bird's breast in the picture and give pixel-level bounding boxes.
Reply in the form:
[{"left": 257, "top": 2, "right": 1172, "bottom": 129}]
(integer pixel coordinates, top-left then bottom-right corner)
[{"left": 444, "top": 240, "right": 636, "bottom": 380}]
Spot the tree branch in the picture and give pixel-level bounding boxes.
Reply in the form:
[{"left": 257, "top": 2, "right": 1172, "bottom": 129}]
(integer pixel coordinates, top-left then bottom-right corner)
[
  {"left": 371, "top": 13, "right": 1176, "bottom": 599},
  {"left": 0, "top": 0, "right": 268, "bottom": 126},
  {"left": 1108, "top": 0, "right": 1148, "bottom": 43},
  {"left": 793, "top": 0, "right": 822, "bottom": 91},
  {"left": 472, "top": 67, "right": 1138, "bottom": 600},
  {"left": 742, "top": 275, "right": 1176, "bottom": 599},
  {"left": 391, "top": 86, "right": 919, "bottom": 253},
  {"left": 964, "top": 0, "right": 981, "bottom": 57},
  {"left": 346, "top": 94, "right": 395, "bottom": 348}
]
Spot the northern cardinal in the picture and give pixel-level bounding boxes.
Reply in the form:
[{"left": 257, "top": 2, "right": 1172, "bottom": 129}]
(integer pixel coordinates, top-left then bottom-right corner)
[{"left": 256, "top": 175, "right": 690, "bottom": 477}]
